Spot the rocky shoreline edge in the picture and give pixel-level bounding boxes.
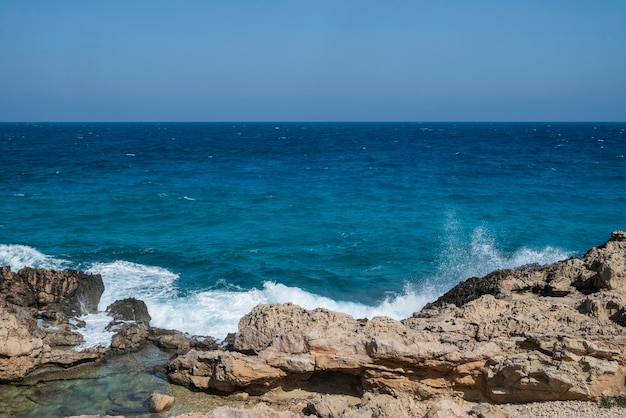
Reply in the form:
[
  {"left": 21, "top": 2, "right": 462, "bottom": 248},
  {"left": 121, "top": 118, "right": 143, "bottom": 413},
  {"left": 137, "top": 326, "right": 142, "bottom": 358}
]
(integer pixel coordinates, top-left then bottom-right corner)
[{"left": 3, "top": 232, "right": 626, "bottom": 417}]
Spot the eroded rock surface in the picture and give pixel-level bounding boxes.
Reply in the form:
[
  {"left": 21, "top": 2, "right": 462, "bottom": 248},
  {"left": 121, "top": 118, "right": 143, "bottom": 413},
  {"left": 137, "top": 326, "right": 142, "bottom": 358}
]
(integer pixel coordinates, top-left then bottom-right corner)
[
  {"left": 168, "top": 231, "right": 626, "bottom": 408},
  {"left": 0, "top": 267, "right": 106, "bottom": 382}
]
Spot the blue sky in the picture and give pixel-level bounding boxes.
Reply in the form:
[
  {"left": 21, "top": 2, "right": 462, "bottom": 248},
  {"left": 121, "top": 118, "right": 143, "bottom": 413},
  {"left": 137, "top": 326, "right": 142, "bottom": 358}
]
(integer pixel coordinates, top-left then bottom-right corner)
[{"left": 1, "top": 1, "right": 624, "bottom": 121}]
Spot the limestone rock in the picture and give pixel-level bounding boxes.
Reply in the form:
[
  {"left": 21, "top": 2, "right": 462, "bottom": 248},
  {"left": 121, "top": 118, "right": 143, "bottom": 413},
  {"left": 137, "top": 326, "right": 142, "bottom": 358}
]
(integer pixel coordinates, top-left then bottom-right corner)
[
  {"left": 148, "top": 392, "right": 175, "bottom": 412},
  {"left": 165, "top": 231, "right": 626, "bottom": 405},
  {"left": 234, "top": 302, "right": 358, "bottom": 354},
  {"left": 110, "top": 324, "right": 150, "bottom": 352},
  {"left": 106, "top": 297, "right": 151, "bottom": 327},
  {"left": 0, "top": 266, "right": 106, "bottom": 381},
  {"left": 0, "top": 266, "right": 104, "bottom": 316},
  {"left": 306, "top": 394, "right": 356, "bottom": 417},
  {"left": 168, "top": 350, "right": 287, "bottom": 393},
  {"left": 149, "top": 328, "right": 218, "bottom": 355},
  {"left": 0, "top": 304, "right": 44, "bottom": 357},
  {"left": 425, "top": 399, "right": 467, "bottom": 418}
]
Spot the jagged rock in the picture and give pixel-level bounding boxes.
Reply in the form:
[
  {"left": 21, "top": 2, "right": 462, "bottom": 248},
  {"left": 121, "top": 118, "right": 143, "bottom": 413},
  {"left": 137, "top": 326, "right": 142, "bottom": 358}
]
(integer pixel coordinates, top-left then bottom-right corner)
[
  {"left": 149, "top": 328, "right": 219, "bottom": 355},
  {"left": 110, "top": 324, "right": 150, "bottom": 352},
  {"left": 578, "top": 231, "right": 626, "bottom": 292},
  {"left": 357, "top": 392, "right": 417, "bottom": 418},
  {"left": 0, "top": 267, "right": 106, "bottom": 381},
  {"left": 168, "top": 350, "right": 287, "bottom": 393},
  {"left": 0, "top": 303, "right": 44, "bottom": 358},
  {"left": 106, "top": 297, "right": 151, "bottom": 327},
  {"left": 485, "top": 351, "right": 591, "bottom": 402},
  {"left": 234, "top": 302, "right": 358, "bottom": 354},
  {"left": 41, "top": 323, "right": 84, "bottom": 346},
  {"left": 0, "top": 266, "right": 104, "bottom": 316}
]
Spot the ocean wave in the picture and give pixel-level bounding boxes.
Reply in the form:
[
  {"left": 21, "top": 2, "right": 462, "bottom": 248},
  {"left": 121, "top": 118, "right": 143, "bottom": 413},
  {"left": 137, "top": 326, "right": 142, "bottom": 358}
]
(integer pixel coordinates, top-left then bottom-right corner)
[
  {"left": 86, "top": 260, "right": 179, "bottom": 310},
  {"left": 0, "top": 238, "right": 574, "bottom": 342},
  {"left": 0, "top": 244, "right": 69, "bottom": 271},
  {"left": 143, "top": 281, "right": 438, "bottom": 339}
]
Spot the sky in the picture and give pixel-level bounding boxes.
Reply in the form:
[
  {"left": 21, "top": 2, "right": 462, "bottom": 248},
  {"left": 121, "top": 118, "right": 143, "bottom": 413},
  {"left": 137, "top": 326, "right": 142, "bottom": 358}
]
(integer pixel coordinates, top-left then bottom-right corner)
[{"left": 0, "top": 1, "right": 625, "bottom": 122}]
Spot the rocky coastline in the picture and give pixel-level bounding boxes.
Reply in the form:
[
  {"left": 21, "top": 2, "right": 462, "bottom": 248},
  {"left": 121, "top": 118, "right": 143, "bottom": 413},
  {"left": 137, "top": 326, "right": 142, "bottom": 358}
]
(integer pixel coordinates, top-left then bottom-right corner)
[{"left": 3, "top": 232, "right": 626, "bottom": 417}]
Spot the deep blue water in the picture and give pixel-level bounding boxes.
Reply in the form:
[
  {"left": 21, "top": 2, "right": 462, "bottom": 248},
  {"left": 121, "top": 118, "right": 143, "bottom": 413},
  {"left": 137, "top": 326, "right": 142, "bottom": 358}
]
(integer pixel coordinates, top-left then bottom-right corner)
[{"left": 1, "top": 122, "right": 625, "bottom": 338}]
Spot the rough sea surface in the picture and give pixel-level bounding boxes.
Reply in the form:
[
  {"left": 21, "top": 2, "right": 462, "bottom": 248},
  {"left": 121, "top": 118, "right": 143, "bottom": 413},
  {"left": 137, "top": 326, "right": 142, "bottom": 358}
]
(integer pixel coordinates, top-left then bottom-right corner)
[{"left": 1, "top": 122, "right": 625, "bottom": 341}]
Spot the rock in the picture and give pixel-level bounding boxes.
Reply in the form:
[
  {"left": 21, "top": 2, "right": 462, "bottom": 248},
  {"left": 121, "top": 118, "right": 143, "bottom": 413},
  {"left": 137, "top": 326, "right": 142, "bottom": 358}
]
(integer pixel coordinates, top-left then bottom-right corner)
[
  {"left": 0, "top": 304, "right": 44, "bottom": 357},
  {"left": 168, "top": 350, "right": 287, "bottom": 393},
  {"left": 149, "top": 328, "right": 219, "bottom": 355},
  {"left": 0, "top": 266, "right": 106, "bottom": 381},
  {"left": 234, "top": 302, "right": 358, "bottom": 354},
  {"left": 148, "top": 392, "right": 175, "bottom": 412},
  {"left": 357, "top": 392, "right": 416, "bottom": 417},
  {"left": 110, "top": 324, "right": 150, "bottom": 352},
  {"left": 7, "top": 231, "right": 626, "bottom": 408},
  {"left": 471, "top": 403, "right": 512, "bottom": 418},
  {"left": 306, "top": 395, "right": 356, "bottom": 418},
  {"left": 106, "top": 298, "right": 151, "bottom": 327},
  {"left": 0, "top": 267, "right": 104, "bottom": 315},
  {"left": 41, "top": 323, "right": 84, "bottom": 346},
  {"left": 228, "top": 392, "right": 250, "bottom": 401},
  {"left": 425, "top": 399, "right": 467, "bottom": 418}
]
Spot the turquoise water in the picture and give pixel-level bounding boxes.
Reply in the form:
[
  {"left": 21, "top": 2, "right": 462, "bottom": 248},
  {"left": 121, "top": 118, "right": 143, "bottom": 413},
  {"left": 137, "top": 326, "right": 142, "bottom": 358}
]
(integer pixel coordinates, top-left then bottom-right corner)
[
  {"left": 0, "top": 346, "right": 178, "bottom": 418},
  {"left": 1, "top": 122, "right": 625, "bottom": 339}
]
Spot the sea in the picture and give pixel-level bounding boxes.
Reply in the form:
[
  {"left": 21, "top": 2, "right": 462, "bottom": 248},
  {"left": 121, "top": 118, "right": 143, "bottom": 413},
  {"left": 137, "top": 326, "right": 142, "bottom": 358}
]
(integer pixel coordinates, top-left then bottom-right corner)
[{"left": 1, "top": 122, "right": 625, "bottom": 345}]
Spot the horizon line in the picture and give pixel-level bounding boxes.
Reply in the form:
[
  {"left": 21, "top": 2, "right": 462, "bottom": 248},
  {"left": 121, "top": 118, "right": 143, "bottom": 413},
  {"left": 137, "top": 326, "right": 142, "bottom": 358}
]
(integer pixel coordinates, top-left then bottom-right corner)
[{"left": 1, "top": 120, "right": 625, "bottom": 124}]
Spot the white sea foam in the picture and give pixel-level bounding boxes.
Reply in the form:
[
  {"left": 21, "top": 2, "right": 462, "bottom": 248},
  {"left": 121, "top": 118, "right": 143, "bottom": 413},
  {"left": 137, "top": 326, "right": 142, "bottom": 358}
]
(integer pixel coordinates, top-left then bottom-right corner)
[
  {"left": 71, "top": 312, "right": 116, "bottom": 350},
  {"left": 1, "top": 237, "right": 574, "bottom": 343},
  {"left": 86, "top": 260, "right": 179, "bottom": 311},
  {"left": 162, "top": 235, "right": 569, "bottom": 339},
  {"left": 142, "top": 281, "right": 439, "bottom": 339},
  {"left": 437, "top": 224, "right": 573, "bottom": 284},
  {"left": 0, "top": 244, "right": 69, "bottom": 271}
]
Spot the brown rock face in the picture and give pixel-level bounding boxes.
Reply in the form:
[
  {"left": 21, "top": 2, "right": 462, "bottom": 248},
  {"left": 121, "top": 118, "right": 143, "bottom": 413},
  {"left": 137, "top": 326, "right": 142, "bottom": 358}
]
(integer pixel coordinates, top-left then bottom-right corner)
[
  {"left": 106, "top": 297, "right": 152, "bottom": 327},
  {"left": 0, "top": 266, "right": 106, "bottom": 382},
  {"left": 0, "top": 266, "right": 104, "bottom": 316},
  {"left": 168, "top": 231, "right": 626, "bottom": 406}
]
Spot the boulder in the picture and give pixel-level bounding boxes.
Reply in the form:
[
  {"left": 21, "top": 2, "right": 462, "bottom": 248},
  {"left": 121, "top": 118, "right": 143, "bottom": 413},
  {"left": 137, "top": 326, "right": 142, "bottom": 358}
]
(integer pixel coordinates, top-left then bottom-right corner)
[
  {"left": 106, "top": 297, "right": 151, "bottom": 327},
  {"left": 425, "top": 399, "right": 467, "bottom": 418},
  {"left": 148, "top": 392, "right": 175, "bottom": 413},
  {"left": 306, "top": 395, "right": 356, "bottom": 418},
  {"left": 110, "top": 324, "right": 150, "bottom": 352}
]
